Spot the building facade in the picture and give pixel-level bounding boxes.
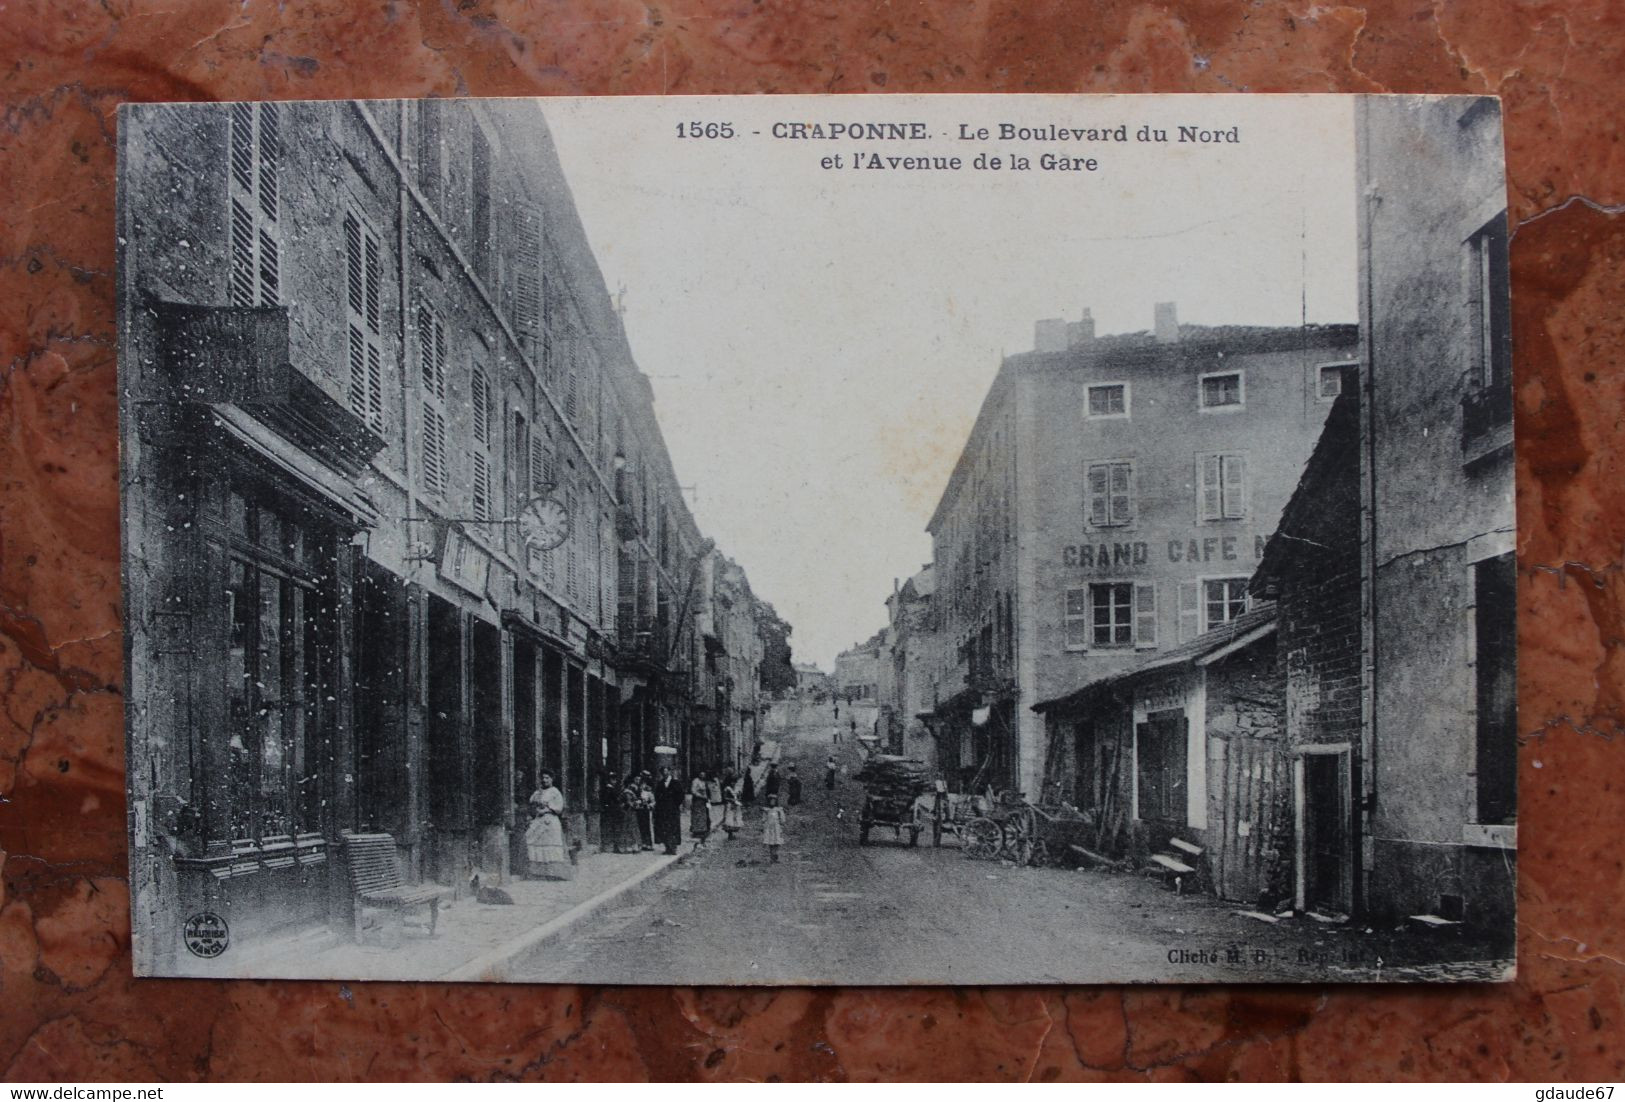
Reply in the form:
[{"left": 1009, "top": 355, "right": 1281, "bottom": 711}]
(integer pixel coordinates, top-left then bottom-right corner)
[
  {"left": 120, "top": 99, "right": 774, "bottom": 971},
  {"left": 832, "top": 633, "right": 884, "bottom": 702},
  {"left": 929, "top": 307, "right": 1358, "bottom": 801},
  {"left": 880, "top": 566, "right": 938, "bottom": 759},
  {"left": 1355, "top": 96, "right": 1516, "bottom": 932}
]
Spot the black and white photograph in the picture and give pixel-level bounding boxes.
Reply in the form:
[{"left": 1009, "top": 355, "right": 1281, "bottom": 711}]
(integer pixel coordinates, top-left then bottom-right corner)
[{"left": 117, "top": 93, "right": 1515, "bottom": 985}]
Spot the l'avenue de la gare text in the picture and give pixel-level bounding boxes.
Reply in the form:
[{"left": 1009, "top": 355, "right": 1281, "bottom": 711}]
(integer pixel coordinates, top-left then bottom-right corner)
[{"left": 775, "top": 119, "right": 1242, "bottom": 174}]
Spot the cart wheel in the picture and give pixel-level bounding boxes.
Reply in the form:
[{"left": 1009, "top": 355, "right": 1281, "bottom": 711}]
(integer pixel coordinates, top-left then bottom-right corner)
[
  {"left": 1029, "top": 840, "right": 1051, "bottom": 868},
  {"left": 965, "top": 818, "right": 1001, "bottom": 859},
  {"left": 1010, "top": 835, "right": 1035, "bottom": 867}
]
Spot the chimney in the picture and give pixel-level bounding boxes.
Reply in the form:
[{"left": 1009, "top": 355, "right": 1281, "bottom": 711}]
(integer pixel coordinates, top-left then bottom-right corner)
[
  {"left": 1034, "top": 318, "right": 1068, "bottom": 353},
  {"left": 1067, "top": 307, "right": 1096, "bottom": 348},
  {"left": 1154, "top": 301, "right": 1179, "bottom": 344}
]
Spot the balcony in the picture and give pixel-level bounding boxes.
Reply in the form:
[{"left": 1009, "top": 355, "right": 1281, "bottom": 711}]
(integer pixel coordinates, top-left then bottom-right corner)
[
  {"left": 154, "top": 300, "right": 385, "bottom": 477},
  {"left": 1462, "top": 382, "right": 1513, "bottom": 467}
]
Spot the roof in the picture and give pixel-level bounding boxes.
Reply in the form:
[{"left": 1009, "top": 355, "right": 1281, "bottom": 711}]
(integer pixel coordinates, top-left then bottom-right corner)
[
  {"left": 1253, "top": 386, "right": 1360, "bottom": 597},
  {"left": 1032, "top": 602, "right": 1278, "bottom": 714}
]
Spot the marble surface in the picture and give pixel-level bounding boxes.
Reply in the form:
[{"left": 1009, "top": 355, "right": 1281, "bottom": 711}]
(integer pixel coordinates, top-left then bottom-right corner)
[{"left": 1, "top": 0, "right": 1622, "bottom": 1082}]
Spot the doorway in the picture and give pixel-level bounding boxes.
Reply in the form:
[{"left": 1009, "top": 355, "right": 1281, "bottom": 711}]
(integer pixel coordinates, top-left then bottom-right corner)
[{"left": 1295, "top": 747, "right": 1352, "bottom": 914}]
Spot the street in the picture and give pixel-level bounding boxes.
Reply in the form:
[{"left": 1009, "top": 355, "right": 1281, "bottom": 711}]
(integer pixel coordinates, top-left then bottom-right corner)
[{"left": 513, "top": 701, "right": 1504, "bottom": 985}]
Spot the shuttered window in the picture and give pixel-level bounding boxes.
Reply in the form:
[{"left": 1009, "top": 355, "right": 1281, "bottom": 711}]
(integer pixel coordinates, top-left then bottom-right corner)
[
  {"left": 1087, "top": 460, "right": 1134, "bottom": 527},
  {"left": 1178, "top": 580, "right": 1201, "bottom": 643},
  {"left": 470, "top": 368, "right": 493, "bottom": 522},
  {"left": 1067, "top": 583, "right": 1154, "bottom": 649},
  {"left": 228, "top": 102, "right": 280, "bottom": 307},
  {"left": 1202, "top": 577, "right": 1250, "bottom": 633},
  {"left": 514, "top": 209, "right": 544, "bottom": 359},
  {"left": 417, "top": 306, "right": 449, "bottom": 497},
  {"left": 1133, "top": 582, "right": 1158, "bottom": 649},
  {"left": 1198, "top": 453, "right": 1247, "bottom": 521},
  {"left": 343, "top": 212, "right": 385, "bottom": 430}
]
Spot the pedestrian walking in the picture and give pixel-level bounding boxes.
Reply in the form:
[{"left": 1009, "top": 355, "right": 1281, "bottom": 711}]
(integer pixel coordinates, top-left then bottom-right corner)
[
  {"left": 721, "top": 773, "right": 743, "bottom": 838},
  {"left": 786, "top": 764, "right": 803, "bottom": 807},
  {"left": 825, "top": 754, "right": 838, "bottom": 791},
  {"left": 653, "top": 766, "right": 685, "bottom": 855},
  {"left": 762, "top": 794, "right": 787, "bottom": 863},
  {"left": 706, "top": 770, "right": 725, "bottom": 834},
  {"left": 832, "top": 723, "right": 841, "bottom": 745},
  {"left": 525, "top": 772, "right": 573, "bottom": 880},
  {"left": 689, "top": 772, "right": 711, "bottom": 848},
  {"left": 764, "top": 762, "right": 782, "bottom": 801}
]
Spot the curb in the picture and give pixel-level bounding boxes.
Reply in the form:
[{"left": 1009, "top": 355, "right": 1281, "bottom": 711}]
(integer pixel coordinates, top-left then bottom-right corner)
[{"left": 439, "top": 853, "right": 685, "bottom": 982}]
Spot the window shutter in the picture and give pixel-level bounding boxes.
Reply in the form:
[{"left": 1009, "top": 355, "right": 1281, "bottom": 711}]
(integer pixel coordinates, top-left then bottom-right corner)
[
  {"left": 1111, "top": 462, "right": 1133, "bottom": 525},
  {"left": 471, "top": 371, "right": 490, "bottom": 446},
  {"left": 1064, "top": 588, "right": 1090, "bottom": 651},
  {"left": 229, "top": 199, "right": 256, "bottom": 306},
  {"left": 230, "top": 103, "right": 255, "bottom": 193},
  {"left": 366, "top": 343, "right": 383, "bottom": 428},
  {"left": 344, "top": 215, "right": 364, "bottom": 316},
  {"left": 1178, "top": 580, "right": 1200, "bottom": 643},
  {"left": 1199, "top": 455, "right": 1222, "bottom": 521},
  {"left": 472, "top": 452, "right": 491, "bottom": 521},
  {"left": 256, "top": 102, "right": 279, "bottom": 222},
  {"left": 1134, "top": 582, "right": 1158, "bottom": 649},
  {"left": 364, "top": 232, "right": 381, "bottom": 333},
  {"left": 530, "top": 436, "right": 548, "bottom": 494},
  {"left": 422, "top": 403, "right": 446, "bottom": 495},
  {"left": 1087, "top": 465, "right": 1109, "bottom": 527},
  {"left": 1222, "top": 455, "right": 1247, "bottom": 518},
  {"left": 347, "top": 325, "right": 367, "bottom": 416}
]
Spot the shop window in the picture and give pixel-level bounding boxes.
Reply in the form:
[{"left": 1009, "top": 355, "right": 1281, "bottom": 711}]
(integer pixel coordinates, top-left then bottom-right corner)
[
  {"left": 343, "top": 211, "right": 385, "bottom": 430},
  {"left": 221, "top": 500, "right": 328, "bottom": 843},
  {"left": 1203, "top": 577, "right": 1250, "bottom": 633},
  {"left": 1136, "top": 710, "right": 1188, "bottom": 824},
  {"left": 1087, "top": 460, "right": 1134, "bottom": 528},
  {"left": 1086, "top": 382, "right": 1129, "bottom": 419},
  {"left": 1198, "top": 453, "right": 1247, "bottom": 521},
  {"left": 1199, "top": 370, "right": 1244, "bottom": 411},
  {"left": 1474, "top": 551, "right": 1517, "bottom": 824},
  {"left": 228, "top": 102, "right": 280, "bottom": 307}
]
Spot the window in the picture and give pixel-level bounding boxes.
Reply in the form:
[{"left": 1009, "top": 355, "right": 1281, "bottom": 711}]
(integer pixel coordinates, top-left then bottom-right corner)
[
  {"left": 221, "top": 498, "right": 329, "bottom": 843},
  {"left": 1474, "top": 552, "right": 1516, "bottom": 824},
  {"left": 470, "top": 367, "right": 493, "bottom": 522},
  {"left": 1470, "top": 215, "right": 1511, "bottom": 391},
  {"left": 471, "top": 124, "right": 493, "bottom": 282},
  {"left": 514, "top": 208, "right": 544, "bottom": 359},
  {"left": 1199, "top": 370, "right": 1244, "bottom": 411},
  {"left": 1203, "top": 577, "right": 1250, "bottom": 633},
  {"left": 1197, "top": 453, "right": 1247, "bottom": 521},
  {"left": 1064, "top": 582, "right": 1156, "bottom": 649},
  {"left": 228, "top": 102, "right": 280, "bottom": 306},
  {"left": 343, "top": 212, "right": 385, "bottom": 430},
  {"left": 1317, "top": 362, "right": 1353, "bottom": 401},
  {"left": 418, "top": 306, "right": 449, "bottom": 497},
  {"left": 1087, "top": 460, "right": 1134, "bottom": 527},
  {"left": 1086, "top": 382, "right": 1129, "bottom": 419},
  {"left": 417, "top": 101, "right": 445, "bottom": 210}
]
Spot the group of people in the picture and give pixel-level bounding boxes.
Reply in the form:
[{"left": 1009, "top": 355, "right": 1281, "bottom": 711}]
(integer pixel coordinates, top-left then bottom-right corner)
[{"left": 521, "top": 756, "right": 809, "bottom": 876}]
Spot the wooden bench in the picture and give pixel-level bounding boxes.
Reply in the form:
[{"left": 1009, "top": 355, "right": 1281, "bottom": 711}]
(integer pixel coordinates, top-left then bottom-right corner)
[{"left": 342, "top": 832, "right": 447, "bottom": 943}]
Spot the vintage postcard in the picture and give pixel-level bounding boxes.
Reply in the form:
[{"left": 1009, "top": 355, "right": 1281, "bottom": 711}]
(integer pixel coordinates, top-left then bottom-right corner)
[{"left": 118, "top": 94, "right": 1515, "bottom": 984}]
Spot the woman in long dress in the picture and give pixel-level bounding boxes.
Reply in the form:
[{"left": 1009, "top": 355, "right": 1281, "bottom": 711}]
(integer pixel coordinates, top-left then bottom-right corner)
[
  {"left": 689, "top": 772, "right": 711, "bottom": 848},
  {"left": 762, "top": 793, "right": 787, "bottom": 863},
  {"left": 721, "top": 773, "right": 743, "bottom": 838},
  {"left": 526, "top": 772, "right": 573, "bottom": 880}
]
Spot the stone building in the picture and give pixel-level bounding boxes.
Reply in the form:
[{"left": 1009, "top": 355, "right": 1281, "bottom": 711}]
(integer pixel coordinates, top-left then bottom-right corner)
[
  {"left": 120, "top": 99, "right": 772, "bottom": 971},
  {"left": 1352, "top": 96, "right": 1516, "bottom": 932},
  {"left": 932, "top": 306, "right": 1358, "bottom": 800},
  {"left": 832, "top": 632, "right": 884, "bottom": 702},
  {"left": 880, "top": 565, "right": 938, "bottom": 759}
]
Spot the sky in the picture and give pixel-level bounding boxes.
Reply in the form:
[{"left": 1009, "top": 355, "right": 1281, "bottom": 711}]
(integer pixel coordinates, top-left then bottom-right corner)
[{"left": 541, "top": 95, "right": 1357, "bottom": 670}]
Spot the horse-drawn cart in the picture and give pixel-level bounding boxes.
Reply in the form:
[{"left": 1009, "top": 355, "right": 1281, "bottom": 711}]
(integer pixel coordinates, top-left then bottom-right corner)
[{"left": 854, "top": 756, "right": 931, "bottom": 847}]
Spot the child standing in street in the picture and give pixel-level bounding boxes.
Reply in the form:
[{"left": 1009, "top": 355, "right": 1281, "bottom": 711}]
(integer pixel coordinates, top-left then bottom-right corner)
[{"left": 762, "top": 794, "right": 787, "bottom": 864}]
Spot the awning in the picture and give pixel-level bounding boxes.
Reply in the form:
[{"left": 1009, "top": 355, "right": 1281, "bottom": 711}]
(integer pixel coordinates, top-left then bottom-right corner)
[{"left": 211, "top": 404, "right": 379, "bottom": 528}]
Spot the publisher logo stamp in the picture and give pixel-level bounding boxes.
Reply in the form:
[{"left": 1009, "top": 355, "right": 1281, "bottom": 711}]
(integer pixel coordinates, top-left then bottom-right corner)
[{"left": 183, "top": 911, "right": 229, "bottom": 958}]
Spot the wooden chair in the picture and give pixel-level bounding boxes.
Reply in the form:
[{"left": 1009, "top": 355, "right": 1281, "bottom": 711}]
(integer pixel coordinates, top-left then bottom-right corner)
[{"left": 341, "top": 832, "right": 447, "bottom": 942}]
